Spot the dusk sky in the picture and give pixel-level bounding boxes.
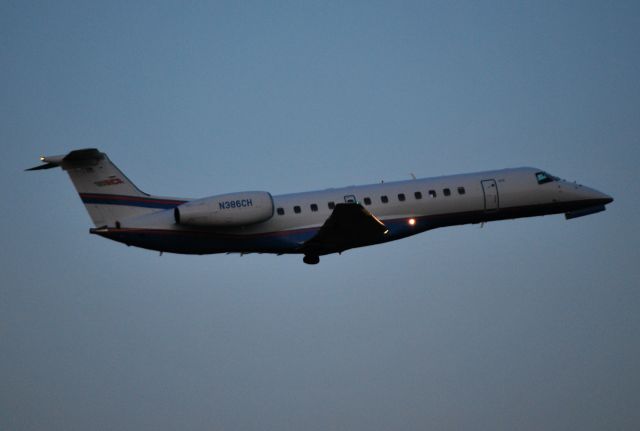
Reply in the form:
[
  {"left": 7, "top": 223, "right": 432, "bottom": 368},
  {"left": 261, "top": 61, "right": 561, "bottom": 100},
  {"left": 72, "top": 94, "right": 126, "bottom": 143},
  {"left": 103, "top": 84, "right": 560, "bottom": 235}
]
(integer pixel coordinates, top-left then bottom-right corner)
[{"left": 2, "top": 1, "right": 639, "bottom": 430}]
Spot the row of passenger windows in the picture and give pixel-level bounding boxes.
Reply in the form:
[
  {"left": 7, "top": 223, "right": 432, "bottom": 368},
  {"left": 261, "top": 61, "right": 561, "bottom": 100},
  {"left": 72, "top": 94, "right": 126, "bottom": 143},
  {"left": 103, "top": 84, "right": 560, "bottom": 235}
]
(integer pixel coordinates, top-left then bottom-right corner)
[{"left": 275, "top": 187, "right": 466, "bottom": 216}]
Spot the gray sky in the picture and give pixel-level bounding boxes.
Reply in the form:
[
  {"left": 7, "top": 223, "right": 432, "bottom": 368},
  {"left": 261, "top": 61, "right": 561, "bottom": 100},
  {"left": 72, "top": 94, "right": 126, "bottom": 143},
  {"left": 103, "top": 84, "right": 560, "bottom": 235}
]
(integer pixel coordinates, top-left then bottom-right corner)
[{"left": 2, "top": 1, "right": 639, "bottom": 430}]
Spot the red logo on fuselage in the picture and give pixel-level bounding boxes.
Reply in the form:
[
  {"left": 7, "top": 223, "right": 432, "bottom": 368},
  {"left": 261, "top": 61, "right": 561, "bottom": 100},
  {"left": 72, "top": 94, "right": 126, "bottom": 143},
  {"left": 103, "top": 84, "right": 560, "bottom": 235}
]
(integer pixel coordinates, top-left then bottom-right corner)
[{"left": 94, "top": 176, "right": 125, "bottom": 187}]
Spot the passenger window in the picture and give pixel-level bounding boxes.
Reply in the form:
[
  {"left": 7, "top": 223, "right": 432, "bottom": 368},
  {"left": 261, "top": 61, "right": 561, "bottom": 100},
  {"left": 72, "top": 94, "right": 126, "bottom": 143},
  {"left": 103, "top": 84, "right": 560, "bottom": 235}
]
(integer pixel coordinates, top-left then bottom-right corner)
[
  {"left": 310, "top": 203, "right": 318, "bottom": 212},
  {"left": 414, "top": 191, "right": 422, "bottom": 199},
  {"left": 429, "top": 190, "right": 437, "bottom": 198},
  {"left": 398, "top": 193, "right": 406, "bottom": 202},
  {"left": 294, "top": 205, "right": 301, "bottom": 214},
  {"left": 443, "top": 188, "right": 451, "bottom": 196},
  {"left": 328, "top": 201, "right": 335, "bottom": 210},
  {"left": 364, "top": 197, "right": 372, "bottom": 205},
  {"left": 457, "top": 187, "right": 466, "bottom": 195},
  {"left": 277, "top": 207, "right": 285, "bottom": 215},
  {"left": 381, "top": 195, "right": 389, "bottom": 203}
]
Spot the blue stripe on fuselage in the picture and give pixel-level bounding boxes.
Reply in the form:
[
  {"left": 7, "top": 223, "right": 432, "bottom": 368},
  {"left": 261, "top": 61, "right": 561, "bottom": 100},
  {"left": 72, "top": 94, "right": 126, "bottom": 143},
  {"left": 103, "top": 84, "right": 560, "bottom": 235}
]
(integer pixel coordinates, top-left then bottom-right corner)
[
  {"left": 94, "top": 226, "right": 319, "bottom": 254},
  {"left": 80, "top": 193, "right": 186, "bottom": 209},
  {"left": 91, "top": 215, "right": 434, "bottom": 255}
]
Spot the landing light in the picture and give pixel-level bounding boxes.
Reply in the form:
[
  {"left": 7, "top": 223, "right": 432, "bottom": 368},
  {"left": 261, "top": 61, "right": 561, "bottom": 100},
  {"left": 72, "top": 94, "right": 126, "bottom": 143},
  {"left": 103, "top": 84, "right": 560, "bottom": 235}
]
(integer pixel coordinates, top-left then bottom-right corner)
[{"left": 408, "top": 218, "right": 416, "bottom": 226}]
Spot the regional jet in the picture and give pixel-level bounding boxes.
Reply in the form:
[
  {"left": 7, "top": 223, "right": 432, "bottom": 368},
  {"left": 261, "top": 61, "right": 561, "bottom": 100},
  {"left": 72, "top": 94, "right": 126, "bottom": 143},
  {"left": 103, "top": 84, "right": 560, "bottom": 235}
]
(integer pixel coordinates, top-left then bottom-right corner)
[{"left": 28, "top": 149, "right": 613, "bottom": 264}]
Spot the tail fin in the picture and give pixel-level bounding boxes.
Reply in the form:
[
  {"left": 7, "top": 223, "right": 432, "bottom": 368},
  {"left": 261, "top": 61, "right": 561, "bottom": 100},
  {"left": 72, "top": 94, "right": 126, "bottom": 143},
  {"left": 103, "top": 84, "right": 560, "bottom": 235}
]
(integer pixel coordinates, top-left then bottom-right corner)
[{"left": 28, "top": 148, "right": 180, "bottom": 227}]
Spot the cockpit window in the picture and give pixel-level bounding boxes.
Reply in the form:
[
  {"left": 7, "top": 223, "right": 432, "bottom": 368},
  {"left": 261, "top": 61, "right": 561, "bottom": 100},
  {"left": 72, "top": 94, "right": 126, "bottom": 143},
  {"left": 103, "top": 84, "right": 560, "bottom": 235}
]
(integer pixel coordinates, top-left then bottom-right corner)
[{"left": 536, "top": 171, "right": 558, "bottom": 185}]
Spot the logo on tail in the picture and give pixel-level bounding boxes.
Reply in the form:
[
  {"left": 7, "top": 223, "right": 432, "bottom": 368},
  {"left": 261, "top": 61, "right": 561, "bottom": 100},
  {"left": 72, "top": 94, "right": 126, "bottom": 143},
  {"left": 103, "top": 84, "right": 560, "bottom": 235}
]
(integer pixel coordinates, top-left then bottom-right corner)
[{"left": 94, "top": 176, "right": 125, "bottom": 187}]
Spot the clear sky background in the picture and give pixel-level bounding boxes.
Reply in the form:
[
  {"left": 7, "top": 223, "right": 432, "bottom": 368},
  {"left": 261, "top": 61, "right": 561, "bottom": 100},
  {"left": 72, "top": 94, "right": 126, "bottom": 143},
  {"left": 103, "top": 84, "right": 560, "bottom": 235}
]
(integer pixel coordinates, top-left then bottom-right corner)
[{"left": 2, "top": 1, "right": 639, "bottom": 430}]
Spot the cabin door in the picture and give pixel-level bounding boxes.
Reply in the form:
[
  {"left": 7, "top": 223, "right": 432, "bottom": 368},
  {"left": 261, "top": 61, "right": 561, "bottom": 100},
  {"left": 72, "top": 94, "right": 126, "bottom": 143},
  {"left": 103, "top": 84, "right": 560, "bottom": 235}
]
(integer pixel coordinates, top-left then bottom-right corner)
[{"left": 481, "top": 179, "right": 499, "bottom": 211}]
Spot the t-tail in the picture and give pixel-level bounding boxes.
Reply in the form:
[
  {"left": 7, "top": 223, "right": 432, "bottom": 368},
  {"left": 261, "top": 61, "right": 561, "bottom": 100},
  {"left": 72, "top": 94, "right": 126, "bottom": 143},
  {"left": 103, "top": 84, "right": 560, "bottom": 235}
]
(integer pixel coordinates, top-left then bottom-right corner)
[{"left": 27, "top": 148, "right": 184, "bottom": 227}]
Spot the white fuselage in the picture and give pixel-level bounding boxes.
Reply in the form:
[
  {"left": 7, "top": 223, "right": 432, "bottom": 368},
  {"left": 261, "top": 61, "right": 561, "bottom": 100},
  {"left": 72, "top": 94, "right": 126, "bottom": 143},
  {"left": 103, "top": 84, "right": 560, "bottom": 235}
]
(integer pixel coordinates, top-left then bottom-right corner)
[
  {"left": 31, "top": 149, "right": 612, "bottom": 263},
  {"left": 99, "top": 167, "right": 611, "bottom": 259}
]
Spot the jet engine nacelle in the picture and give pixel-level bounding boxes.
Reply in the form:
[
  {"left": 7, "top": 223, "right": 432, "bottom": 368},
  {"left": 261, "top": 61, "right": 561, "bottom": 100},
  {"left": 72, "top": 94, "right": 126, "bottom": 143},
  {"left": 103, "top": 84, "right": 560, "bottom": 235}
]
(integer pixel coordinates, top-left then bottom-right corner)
[{"left": 174, "top": 191, "right": 274, "bottom": 227}]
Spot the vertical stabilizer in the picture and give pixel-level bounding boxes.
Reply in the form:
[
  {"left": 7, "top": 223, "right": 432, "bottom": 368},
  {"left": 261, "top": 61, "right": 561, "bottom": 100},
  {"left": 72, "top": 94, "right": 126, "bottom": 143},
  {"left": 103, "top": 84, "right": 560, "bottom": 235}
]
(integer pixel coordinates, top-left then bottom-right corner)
[{"left": 28, "top": 149, "right": 176, "bottom": 227}]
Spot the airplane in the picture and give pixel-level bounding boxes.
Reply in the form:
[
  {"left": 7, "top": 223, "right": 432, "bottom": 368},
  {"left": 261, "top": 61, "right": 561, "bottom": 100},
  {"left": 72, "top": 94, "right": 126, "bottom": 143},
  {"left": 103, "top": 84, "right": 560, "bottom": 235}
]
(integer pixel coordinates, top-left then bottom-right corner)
[{"left": 28, "top": 148, "right": 613, "bottom": 264}]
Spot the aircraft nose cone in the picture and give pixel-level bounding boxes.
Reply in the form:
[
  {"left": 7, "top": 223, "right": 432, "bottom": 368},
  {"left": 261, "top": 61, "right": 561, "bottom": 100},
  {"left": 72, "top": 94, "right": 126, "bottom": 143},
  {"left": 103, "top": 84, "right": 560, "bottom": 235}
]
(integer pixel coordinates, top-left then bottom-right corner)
[
  {"left": 592, "top": 190, "right": 613, "bottom": 205},
  {"left": 562, "top": 183, "right": 613, "bottom": 206},
  {"left": 585, "top": 187, "right": 614, "bottom": 205}
]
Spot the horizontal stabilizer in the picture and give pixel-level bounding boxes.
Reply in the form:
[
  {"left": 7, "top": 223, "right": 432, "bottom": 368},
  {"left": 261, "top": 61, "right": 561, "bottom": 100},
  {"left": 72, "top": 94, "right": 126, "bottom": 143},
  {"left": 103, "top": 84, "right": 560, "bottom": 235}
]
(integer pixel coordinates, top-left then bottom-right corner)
[
  {"left": 26, "top": 148, "right": 103, "bottom": 171},
  {"left": 25, "top": 162, "right": 59, "bottom": 171}
]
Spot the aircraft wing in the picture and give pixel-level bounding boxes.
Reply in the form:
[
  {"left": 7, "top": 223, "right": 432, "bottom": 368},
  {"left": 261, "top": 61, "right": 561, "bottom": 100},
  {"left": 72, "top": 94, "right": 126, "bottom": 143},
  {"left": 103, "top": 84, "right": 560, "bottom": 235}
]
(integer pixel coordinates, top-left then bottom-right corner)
[{"left": 301, "top": 203, "right": 389, "bottom": 255}]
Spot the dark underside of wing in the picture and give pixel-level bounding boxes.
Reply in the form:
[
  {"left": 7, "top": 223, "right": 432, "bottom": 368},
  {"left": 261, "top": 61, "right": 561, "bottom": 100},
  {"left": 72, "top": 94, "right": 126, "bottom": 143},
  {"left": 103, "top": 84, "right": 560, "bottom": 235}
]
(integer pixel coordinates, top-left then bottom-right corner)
[{"left": 301, "top": 203, "right": 388, "bottom": 255}]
